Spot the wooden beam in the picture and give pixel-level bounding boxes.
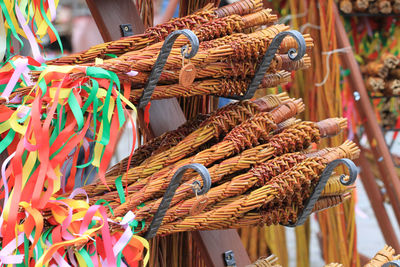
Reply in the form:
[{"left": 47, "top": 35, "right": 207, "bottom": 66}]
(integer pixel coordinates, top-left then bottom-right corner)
[{"left": 333, "top": 4, "right": 400, "bottom": 228}]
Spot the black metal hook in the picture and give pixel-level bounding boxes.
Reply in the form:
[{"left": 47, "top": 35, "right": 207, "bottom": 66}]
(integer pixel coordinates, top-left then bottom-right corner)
[
  {"left": 144, "top": 163, "right": 211, "bottom": 239},
  {"left": 138, "top": 29, "right": 200, "bottom": 108},
  {"left": 283, "top": 158, "right": 358, "bottom": 227},
  {"left": 383, "top": 261, "right": 400, "bottom": 267},
  {"left": 228, "top": 30, "right": 307, "bottom": 100}
]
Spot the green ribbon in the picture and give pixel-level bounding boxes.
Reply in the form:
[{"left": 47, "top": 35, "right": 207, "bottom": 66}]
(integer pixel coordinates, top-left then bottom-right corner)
[
  {"left": 68, "top": 90, "right": 84, "bottom": 131},
  {"left": 0, "top": 129, "right": 15, "bottom": 155},
  {"left": 40, "top": 0, "right": 63, "bottom": 54},
  {"left": 115, "top": 176, "right": 126, "bottom": 204},
  {"left": 95, "top": 199, "right": 115, "bottom": 216}
]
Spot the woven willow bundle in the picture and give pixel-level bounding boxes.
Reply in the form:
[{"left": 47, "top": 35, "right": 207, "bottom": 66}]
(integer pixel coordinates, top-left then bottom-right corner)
[
  {"left": 90, "top": 24, "right": 311, "bottom": 78},
  {"left": 155, "top": 151, "right": 355, "bottom": 235},
  {"left": 46, "top": 0, "right": 263, "bottom": 65},
  {"left": 110, "top": 100, "right": 304, "bottom": 217},
  {"left": 130, "top": 123, "right": 350, "bottom": 223},
  {"left": 79, "top": 94, "right": 290, "bottom": 197},
  {"left": 141, "top": 141, "right": 358, "bottom": 226}
]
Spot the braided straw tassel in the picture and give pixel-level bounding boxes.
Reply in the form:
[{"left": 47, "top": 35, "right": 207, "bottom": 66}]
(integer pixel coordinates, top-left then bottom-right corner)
[
  {"left": 246, "top": 255, "right": 282, "bottom": 267},
  {"left": 324, "top": 263, "right": 344, "bottom": 267},
  {"left": 384, "top": 79, "right": 400, "bottom": 95},
  {"left": 382, "top": 53, "right": 400, "bottom": 69},
  {"left": 364, "top": 245, "right": 397, "bottom": 267},
  {"left": 106, "top": 114, "right": 209, "bottom": 176},
  {"left": 365, "top": 77, "right": 385, "bottom": 92},
  {"left": 146, "top": 141, "right": 357, "bottom": 226},
  {"left": 361, "top": 61, "right": 389, "bottom": 78},
  {"left": 110, "top": 100, "right": 304, "bottom": 217},
  {"left": 340, "top": 0, "right": 353, "bottom": 13},
  {"left": 79, "top": 95, "right": 289, "bottom": 197},
  {"left": 46, "top": 0, "right": 263, "bottom": 65}
]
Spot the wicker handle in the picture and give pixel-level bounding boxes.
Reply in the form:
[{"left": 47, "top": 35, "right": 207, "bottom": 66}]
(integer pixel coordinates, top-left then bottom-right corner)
[
  {"left": 229, "top": 30, "right": 307, "bottom": 100},
  {"left": 144, "top": 163, "right": 211, "bottom": 239},
  {"left": 138, "top": 29, "right": 200, "bottom": 108},
  {"left": 282, "top": 158, "right": 358, "bottom": 227},
  {"left": 383, "top": 261, "right": 400, "bottom": 267}
]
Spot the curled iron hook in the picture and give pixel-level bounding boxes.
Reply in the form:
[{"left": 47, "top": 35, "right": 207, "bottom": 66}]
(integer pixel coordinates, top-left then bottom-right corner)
[
  {"left": 138, "top": 29, "right": 199, "bottom": 108},
  {"left": 283, "top": 158, "right": 358, "bottom": 227},
  {"left": 229, "top": 30, "right": 307, "bottom": 100},
  {"left": 144, "top": 163, "right": 211, "bottom": 239},
  {"left": 383, "top": 261, "right": 400, "bottom": 267}
]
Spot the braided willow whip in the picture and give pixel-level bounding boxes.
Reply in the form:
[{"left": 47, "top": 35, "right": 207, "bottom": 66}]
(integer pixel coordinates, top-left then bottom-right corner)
[
  {"left": 110, "top": 100, "right": 304, "bottom": 217},
  {"left": 106, "top": 114, "right": 209, "bottom": 176},
  {"left": 141, "top": 141, "right": 358, "bottom": 225},
  {"left": 93, "top": 52, "right": 308, "bottom": 85},
  {"left": 132, "top": 122, "right": 342, "bottom": 222},
  {"left": 81, "top": 95, "right": 289, "bottom": 197},
  {"left": 155, "top": 157, "right": 328, "bottom": 234},
  {"left": 199, "top": 192, "right": 351, "bottom": 232},
  {"left": 127, "top": 73, "right": 292, "bottom": 102},
  {"left": 46, "top": 0, "right": 262, "bottom": 65}
]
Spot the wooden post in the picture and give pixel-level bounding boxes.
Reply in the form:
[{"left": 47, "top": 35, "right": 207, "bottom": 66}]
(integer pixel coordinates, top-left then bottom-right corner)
[
  {"left": 354, "top": 137, "right": 400, "bottom": 251},
  {"left": 84, "top": 1, "right": 252, "bottom": 265},
  {"left": 193, "top": 230, "right": 251, "bottom": 267},
  {"left": 333, "top": 4, "right": 400, "bottom": 227}
]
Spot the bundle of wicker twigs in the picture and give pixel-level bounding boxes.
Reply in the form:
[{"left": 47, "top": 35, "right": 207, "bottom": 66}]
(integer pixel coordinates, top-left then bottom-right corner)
[
  {"left": 340, "top": 0, "right": 400, "bottom": 14},
  {"left": 60, "top": 95, "right": 359, "bottom": 237}
]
